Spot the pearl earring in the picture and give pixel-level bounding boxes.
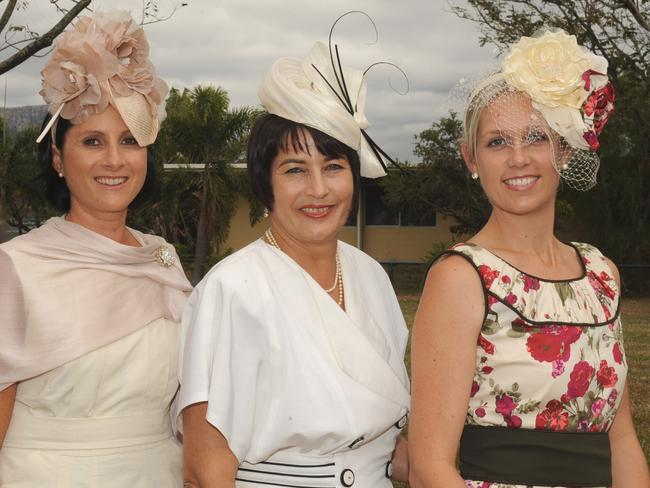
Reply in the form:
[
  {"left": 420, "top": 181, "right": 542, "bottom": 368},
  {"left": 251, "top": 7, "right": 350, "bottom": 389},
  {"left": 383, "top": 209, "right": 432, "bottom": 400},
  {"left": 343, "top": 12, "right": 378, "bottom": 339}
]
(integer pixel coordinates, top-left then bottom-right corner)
[
  {"left": 471, "top": 172, "right": 479, "bottom": 180},
  {"left": 58, "top": 172, "right": 64, "bottom": 178},
  {"left": 263, "top": 208, "right": 269, "bottom": 218}
]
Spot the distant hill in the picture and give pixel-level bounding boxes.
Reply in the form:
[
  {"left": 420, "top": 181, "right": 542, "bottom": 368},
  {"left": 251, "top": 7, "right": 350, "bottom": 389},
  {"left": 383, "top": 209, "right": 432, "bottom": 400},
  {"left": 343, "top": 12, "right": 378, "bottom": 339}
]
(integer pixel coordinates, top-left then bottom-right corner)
[{"left": 0, "top": 105, "right": 47, "bottom": 135}]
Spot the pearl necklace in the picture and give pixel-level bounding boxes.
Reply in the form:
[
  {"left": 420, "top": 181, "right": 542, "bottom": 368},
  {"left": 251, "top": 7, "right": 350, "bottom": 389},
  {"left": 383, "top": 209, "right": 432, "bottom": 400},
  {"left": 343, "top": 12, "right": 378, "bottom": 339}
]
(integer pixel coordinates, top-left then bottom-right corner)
[{"left": 264, "top": 228, "right": 344, "bottom": 306}]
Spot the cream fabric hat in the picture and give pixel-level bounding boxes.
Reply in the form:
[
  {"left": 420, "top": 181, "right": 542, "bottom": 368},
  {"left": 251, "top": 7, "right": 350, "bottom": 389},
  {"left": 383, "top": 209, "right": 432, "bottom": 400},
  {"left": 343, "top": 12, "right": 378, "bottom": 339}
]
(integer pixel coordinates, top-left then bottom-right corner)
[
  {"left": 259, "top": 41, "right": 391, "bottom": 178},
  {"left": 36, "top": 10, "right": 167, "bottom": 146}
]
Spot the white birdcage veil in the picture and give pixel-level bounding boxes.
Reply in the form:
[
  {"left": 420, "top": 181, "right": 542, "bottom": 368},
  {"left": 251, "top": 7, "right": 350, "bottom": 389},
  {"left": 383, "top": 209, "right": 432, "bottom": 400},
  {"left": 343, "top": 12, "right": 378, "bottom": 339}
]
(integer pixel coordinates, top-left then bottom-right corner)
[{"left": 458, "top": 30, "right": 615, "bottom": 191}]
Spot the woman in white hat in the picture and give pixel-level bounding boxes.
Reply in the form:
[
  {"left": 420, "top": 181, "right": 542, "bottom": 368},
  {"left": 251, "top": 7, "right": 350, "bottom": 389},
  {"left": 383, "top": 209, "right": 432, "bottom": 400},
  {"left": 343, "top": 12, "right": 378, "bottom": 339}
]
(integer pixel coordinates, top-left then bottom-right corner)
[
  {"left": 177, "top": 29, "right": 411, "bottom": 488},
  {"left": 0, "top": 10, "right": 191, "bottom": 487}
]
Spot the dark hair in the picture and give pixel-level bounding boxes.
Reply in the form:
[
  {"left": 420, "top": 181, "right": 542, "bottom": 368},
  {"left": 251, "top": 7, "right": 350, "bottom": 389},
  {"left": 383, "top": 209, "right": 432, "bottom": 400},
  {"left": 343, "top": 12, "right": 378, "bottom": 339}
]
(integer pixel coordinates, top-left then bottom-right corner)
[
  {"left": 37, "top": 113, "right": 156, "bottom": 212},
  {"left": 247, "top": 113, "right": 361, "bottom": 214}
]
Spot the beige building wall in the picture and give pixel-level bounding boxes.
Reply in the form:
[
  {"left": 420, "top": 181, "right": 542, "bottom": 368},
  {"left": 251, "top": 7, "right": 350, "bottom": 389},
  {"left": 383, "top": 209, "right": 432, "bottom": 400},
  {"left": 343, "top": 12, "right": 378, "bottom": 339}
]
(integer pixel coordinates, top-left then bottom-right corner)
[
  {"left": 224, "top": 196, "right": 455, "bottom": 262},
  {"left": 339, "top": 215, "right": 456, "bottom": 261},
  {"left": 223, "top": 196, "right": 268, "bottom": 250}
]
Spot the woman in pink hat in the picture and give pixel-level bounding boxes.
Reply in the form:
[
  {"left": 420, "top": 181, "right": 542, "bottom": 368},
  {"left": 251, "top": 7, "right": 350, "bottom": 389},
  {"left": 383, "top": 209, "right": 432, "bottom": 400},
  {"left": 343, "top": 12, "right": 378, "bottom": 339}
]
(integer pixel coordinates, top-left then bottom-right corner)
[{"left": 0, "top": 10, "right": 191, "bottom": 487}]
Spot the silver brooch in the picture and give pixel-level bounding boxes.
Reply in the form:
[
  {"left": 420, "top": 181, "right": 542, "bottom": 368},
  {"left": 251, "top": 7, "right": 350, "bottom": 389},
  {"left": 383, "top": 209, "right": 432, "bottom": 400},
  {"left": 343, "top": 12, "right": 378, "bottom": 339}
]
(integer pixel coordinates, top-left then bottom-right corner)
[{"left": 154, "top": 245, "right": 176, "bottom": 268}]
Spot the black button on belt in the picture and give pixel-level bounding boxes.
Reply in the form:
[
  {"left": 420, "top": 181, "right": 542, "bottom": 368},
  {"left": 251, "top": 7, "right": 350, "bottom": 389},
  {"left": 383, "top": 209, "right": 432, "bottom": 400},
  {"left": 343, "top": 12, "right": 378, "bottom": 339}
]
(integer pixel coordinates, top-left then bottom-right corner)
[
  {"left": 385, "top": 460, "right": 393, "bottom": 478},
  {"left": 395, "top": 414, "right": 408, "bottom": 429},
  {"left": 341, "top": 468, "right": 355, "bottom": 486}
]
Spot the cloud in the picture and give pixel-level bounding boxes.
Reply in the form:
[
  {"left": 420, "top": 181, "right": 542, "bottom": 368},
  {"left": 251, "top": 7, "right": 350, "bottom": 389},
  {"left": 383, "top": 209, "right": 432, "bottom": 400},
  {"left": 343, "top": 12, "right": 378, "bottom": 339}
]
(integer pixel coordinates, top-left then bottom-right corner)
[{"left": 2, "top": 0, "right": 497, "bottom": 160}]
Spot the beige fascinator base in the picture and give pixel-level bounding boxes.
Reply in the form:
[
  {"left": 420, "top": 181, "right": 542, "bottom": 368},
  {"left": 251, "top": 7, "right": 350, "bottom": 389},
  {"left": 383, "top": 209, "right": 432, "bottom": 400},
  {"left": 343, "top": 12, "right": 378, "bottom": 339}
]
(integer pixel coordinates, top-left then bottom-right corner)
[
  {"left": 36, "top": 10, "right": 167, "bottom": 147},
  {"left": 107, "top": 82, "right": 160, "bottom": 147},
  {"left": 259, "top": 42, "right": 387, "bottom": 178}
]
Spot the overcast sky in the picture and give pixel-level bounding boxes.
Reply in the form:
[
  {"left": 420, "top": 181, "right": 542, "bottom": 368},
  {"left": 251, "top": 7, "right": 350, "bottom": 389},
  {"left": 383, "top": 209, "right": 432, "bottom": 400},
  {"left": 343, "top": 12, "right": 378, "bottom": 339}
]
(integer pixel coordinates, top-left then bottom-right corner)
[{"left": 4, "top": 0, "right": 499, "bottom": 161}]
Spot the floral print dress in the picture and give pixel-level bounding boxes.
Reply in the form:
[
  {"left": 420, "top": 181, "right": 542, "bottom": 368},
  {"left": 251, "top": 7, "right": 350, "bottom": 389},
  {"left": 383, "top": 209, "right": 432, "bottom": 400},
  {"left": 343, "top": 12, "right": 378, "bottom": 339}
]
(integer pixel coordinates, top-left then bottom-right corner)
[{"left": 449, "top": 242, "right": 626, "bottom": 488}]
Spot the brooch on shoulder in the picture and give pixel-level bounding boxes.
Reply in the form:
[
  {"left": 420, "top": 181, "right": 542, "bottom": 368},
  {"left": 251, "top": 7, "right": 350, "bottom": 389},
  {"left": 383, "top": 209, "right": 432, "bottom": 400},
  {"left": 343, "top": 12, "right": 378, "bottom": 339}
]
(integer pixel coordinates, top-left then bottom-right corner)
[{"left": 154, "top": 245, "right": 176, "bottom": 268}]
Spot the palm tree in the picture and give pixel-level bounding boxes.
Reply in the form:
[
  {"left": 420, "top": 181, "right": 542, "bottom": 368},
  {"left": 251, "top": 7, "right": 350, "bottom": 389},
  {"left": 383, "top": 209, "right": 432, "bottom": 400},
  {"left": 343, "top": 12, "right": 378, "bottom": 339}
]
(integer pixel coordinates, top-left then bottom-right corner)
[{"left": 152, "top": 86, "right": 260, "bottom": 284}]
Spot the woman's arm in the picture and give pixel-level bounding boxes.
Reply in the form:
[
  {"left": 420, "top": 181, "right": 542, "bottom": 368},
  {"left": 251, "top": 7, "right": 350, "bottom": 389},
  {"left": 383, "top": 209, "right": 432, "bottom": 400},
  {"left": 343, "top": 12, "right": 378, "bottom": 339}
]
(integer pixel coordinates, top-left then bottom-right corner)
[
  {"left": 408, "top": 255, "right": 485, "bottom": 488},
  {"left": 182, "top": 402, "right": 239, "bottom": 488},
  {"left": 610, "top": 385, "right": 650, "bottom": 487},
  {"left": 0, "top": 383, "right": 17, "bottom": 447},
  {"left": 390, "top": 434, "right": 408, "bottom": 482}
]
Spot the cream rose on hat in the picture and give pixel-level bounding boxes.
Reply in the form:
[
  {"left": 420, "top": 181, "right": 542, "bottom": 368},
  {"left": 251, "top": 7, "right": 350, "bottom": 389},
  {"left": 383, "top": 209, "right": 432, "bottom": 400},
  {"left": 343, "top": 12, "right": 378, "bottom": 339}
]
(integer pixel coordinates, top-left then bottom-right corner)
[
  {"left": 503, "top": 30, "right": 607, "bottom": 109},
  {"left": 502, "top": 30, "right": 610, "bottom": 150}
]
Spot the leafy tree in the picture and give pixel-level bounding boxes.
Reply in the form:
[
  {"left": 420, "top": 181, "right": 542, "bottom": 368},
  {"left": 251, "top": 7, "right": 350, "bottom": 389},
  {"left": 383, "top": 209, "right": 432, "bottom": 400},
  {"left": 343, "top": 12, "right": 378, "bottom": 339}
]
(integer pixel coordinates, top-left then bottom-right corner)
[
  {"left": 451, "top": 0, "right": 650, "bottom": 81},
  {"left": 0, "top": 1, "right": 186, "bottom": 75},
  {"left": 0, "top": 0, "right": 91, "bottom": 75},
  {"left": 133, "top": 86, "right": 260, "bottom": 284},
  {"left": 382, "top": 113, "right": 490, "bottom": 237},
  {"left": 0, "top": 124, "right": 53, "bottom": 234},
  {"left": 450, "top": 0, "right": 650, "bottom": 263}
]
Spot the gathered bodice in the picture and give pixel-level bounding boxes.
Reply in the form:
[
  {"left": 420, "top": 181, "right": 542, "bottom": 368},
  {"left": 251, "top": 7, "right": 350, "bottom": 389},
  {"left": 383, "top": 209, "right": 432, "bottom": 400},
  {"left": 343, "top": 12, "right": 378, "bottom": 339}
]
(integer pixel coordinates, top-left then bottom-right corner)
[{"left": 448, "top": 242, "right": 626, "bottom": 433}]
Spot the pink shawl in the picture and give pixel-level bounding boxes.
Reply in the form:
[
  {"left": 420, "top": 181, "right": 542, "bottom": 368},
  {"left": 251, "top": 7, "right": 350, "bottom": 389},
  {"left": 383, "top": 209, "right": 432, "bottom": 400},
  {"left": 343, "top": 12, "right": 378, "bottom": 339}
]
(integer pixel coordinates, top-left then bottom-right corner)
[{"left": 0, "top": 217, "right": 192, "bottom": 388}]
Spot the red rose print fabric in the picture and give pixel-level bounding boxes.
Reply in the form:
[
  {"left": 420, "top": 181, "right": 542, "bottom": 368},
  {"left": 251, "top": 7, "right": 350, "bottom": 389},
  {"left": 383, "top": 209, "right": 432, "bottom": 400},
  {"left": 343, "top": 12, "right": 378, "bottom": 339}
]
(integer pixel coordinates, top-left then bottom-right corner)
[{"left": 450, "top": 243, "right": 627, "bottom": 488}]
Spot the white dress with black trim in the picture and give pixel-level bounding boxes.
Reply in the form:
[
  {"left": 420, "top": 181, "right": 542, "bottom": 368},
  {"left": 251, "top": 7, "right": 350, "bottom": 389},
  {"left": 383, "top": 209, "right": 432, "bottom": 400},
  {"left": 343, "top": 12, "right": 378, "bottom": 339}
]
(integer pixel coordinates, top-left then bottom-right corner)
[{"left": 176, "top": 239, "right": 410, "bottom": 488}]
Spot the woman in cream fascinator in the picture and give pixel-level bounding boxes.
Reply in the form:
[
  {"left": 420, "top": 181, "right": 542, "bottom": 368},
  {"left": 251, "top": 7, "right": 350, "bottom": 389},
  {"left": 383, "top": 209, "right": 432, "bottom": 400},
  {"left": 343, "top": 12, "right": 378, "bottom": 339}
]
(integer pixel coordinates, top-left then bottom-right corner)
[
  {"left": 409, "top": 30, "right": 649, "bottom": 488},
  {"left": 0, "top": 10, "right": 192, "bottom": 487}
]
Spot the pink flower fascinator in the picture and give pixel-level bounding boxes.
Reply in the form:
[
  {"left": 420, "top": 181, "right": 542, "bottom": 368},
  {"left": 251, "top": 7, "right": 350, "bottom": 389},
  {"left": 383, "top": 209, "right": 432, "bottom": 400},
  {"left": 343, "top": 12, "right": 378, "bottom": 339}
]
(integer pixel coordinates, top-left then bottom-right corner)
[{"left": 36, "top": 10, "right": 168, "bottom": 146}]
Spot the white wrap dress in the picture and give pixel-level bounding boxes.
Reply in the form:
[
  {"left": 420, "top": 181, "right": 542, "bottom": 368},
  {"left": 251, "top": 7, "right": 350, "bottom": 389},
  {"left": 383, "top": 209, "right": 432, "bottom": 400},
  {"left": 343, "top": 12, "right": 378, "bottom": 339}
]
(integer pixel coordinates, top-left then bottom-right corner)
[{"left": 177, "top": 239, "right": 410, "bottom": 488}]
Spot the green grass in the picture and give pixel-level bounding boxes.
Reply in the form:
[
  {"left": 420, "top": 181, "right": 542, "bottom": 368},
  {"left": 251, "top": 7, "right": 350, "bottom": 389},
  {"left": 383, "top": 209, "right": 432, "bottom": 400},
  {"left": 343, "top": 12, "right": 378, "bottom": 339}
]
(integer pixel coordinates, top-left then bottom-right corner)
[
  {"left": 391, "top": 283, "right": 650, "bottom": 487},
  {"left": 620, "top": 298, "right": 650, "bottom": 459}
]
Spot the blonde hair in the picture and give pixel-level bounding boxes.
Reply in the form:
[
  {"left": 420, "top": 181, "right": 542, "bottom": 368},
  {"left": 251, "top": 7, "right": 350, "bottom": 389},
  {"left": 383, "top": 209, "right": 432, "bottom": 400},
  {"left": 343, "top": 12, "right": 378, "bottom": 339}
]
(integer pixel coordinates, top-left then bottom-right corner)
[{"left": 461, "top": 73, "right": 512, "bottom": 162}]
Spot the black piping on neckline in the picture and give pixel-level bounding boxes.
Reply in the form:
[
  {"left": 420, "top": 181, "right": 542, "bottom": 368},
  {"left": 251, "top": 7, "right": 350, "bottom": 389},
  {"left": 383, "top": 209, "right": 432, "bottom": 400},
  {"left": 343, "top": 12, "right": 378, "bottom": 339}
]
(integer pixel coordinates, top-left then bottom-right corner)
[
  {"left": 461, "top": 241, "right": 588, "bottom": 283},
  {"left": 434, "top": 249, "right": 620, "bottom": 329},
  {"left": 486, "top": 290, "right": 621, "bottom": 328}
]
